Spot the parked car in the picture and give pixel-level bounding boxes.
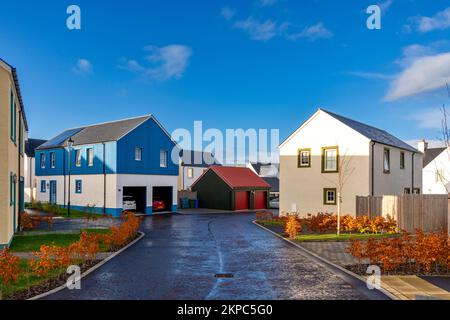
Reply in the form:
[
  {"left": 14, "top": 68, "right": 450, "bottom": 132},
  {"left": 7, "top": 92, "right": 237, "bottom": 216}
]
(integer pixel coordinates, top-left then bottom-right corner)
[
  {"left": 123, "top": 195, "right": 137, "bottom": 211},
  {"left": 153, "top": 197, "right": 166, "bottom": 211},
  {"left": 269, "top": 197, "right": 279, "bottom": 209}
]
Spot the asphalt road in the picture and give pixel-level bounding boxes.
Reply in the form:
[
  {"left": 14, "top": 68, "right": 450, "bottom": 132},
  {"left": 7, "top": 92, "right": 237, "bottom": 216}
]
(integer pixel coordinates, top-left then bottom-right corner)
[{"left": 43, "top": 213, "right": 388, "bottom": 300}]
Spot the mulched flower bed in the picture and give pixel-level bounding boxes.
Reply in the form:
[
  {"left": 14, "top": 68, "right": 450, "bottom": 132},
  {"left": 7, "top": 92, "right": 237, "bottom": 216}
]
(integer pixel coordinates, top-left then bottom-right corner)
[
  {"left": 345, "top": 264, "right": 450, "bottom": 277},
  {"left": 5, "top": 260, "right": 100, "bottom": 300}
]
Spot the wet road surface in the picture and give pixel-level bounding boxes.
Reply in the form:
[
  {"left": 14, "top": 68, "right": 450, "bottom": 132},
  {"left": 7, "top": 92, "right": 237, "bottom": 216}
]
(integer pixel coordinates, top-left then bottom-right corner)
[{"left": 44, "top": 213, "right": 388, "bottom": 300}]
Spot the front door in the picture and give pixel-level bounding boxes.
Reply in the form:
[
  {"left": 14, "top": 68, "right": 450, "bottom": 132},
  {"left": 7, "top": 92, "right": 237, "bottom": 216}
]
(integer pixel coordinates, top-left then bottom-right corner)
[{"left": 49, "top": 180, "right": 57, "bottom": 204}]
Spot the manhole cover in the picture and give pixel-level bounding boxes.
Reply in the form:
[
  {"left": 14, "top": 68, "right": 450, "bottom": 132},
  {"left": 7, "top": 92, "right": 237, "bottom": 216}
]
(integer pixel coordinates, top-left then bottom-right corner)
[{"left": 215, "top": 273, "right": 234, "bottom": 279}]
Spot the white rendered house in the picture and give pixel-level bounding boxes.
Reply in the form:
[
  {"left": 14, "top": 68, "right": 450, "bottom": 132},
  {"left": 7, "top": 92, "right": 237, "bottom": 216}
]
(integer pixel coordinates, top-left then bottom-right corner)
[
  {"left": 420, "top": 140, "right": 450, "bottom": 194},
  {"left": 279, "top": 109, "right": 423, "bottom": 216}
]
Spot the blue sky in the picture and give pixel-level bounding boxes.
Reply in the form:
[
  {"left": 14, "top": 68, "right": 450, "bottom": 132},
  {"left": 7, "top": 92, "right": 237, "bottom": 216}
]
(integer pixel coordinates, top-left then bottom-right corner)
[{"left": 1, "top": 0, "right": 450, "bottom": 150}]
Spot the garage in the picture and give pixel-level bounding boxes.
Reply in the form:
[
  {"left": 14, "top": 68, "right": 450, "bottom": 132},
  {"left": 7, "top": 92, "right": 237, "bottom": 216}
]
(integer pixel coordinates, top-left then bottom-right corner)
[
  {"left": 191, "top": 166, "right": 270, "bottom": 211},
  {"left": 153, "top": 186, "right": 173, "bottom": 212},
  {"left": 123, "top": 187, "right": 147, "bottom": 213},
  {"left": 253, "top": 191, "right": 267, "bottom": 210}
]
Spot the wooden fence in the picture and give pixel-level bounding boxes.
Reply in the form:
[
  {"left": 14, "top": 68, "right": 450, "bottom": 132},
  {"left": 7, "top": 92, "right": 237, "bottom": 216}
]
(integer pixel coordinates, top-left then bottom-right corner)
[{"left": 356, "top": 195, "right": 448, "bottom": 233}]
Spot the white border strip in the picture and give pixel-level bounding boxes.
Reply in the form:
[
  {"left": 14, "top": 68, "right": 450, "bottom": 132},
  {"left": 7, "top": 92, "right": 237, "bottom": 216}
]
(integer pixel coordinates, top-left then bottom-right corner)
[
  {"left": 252, "top": 221, "right": 398, "bottom": 300},
  {"left": 28, "top": 231, "right": 145, "bottom": 300}
]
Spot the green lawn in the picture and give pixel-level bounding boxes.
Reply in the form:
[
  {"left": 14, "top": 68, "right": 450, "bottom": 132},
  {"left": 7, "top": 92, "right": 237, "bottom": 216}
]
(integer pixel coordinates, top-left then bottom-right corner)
[
  {"left": 295, "top": 233, "right": 399, "bottom": 242},
  {"left": 258, "top": 220, "right": 285, "bottom": 226},
  {"left": 10, "top": 229, "right": 111, "bottom": 252}
]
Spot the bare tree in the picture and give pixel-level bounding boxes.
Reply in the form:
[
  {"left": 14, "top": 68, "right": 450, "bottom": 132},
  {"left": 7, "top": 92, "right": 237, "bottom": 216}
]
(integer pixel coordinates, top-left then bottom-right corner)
[{"left": 437, "top": 83, "right": 450, "bottom": 193}]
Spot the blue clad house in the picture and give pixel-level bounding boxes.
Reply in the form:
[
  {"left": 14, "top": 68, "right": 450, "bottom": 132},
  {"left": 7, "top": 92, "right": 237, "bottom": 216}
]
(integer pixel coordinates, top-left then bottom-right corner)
[{"left": 35, "top": 115, "right": 179, "bottom": 216}]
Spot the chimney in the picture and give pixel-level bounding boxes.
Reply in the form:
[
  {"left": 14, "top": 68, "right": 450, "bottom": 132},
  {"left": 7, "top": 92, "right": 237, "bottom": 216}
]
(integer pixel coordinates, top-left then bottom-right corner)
[{"left": 418, "top": 139, "right": 428, "bottom": 153}]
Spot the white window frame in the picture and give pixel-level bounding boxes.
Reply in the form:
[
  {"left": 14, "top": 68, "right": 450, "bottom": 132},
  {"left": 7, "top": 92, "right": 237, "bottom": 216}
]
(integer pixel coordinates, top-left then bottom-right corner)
[
  {"left": 135, "top": 147, "right": 142, "bottom": 161},
  {"left": 75, "top": 149, "right": 82, "bottom": 167},
  {"left": 160, "top": 150, "right": 168, "bottom": 168},
  {"left": 87, "top": 148, "right": 94, "bottom": 167},
  {"left": 50, "top": 152, "right": 56, "bottom": 168},
  {"left": 40, "top": 153, "right": 46, "bottom": 169},
  {"left": 187, "top": 167, "right": 194, "bottom": 179},
  {"left": 383, "top": 148, "right": 390, "bottom": 173},
  {"left": 323, "top": 147, "right": 338, "bottom": 172},
  {"left": 324, "top": 188, "right": 336, "bottom": 205},
  {"left": 298, "top": 149, "right": 311, "bottom": 167}
]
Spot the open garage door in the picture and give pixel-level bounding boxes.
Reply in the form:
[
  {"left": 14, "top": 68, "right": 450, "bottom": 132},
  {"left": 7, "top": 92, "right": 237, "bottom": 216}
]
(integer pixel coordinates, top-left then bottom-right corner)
[
  {"left": 123, "top": 187, "right": 147, "bottom": 213},
  {"left": 153, "top": 186, "right": 173, "bottom": 212},
  {"left": 253, "top": 191, "right": 267, "bottom": 210}
]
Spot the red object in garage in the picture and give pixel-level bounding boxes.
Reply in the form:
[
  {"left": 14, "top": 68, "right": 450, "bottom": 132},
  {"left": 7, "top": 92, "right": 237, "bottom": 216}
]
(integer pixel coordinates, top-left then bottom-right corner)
[
  {"left": 253, "top": 191, "right": 267, "bottom": 210},
  {"left": 235, "top": 191, "right": 250, "bottom": 210}
]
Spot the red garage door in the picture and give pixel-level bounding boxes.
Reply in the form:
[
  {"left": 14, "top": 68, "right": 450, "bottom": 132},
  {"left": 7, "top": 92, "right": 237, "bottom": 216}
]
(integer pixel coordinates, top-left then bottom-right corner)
[
  {"left": 235, "top": 191, "right": 250, "bottom": 210},
  {"left": 254, "top": 191, "right": 267, "bottom": 210}
]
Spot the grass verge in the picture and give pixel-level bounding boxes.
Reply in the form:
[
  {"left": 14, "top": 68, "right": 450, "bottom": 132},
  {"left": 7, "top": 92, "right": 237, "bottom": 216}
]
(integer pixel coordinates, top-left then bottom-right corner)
[{"left": 295, "top": 233, "right": 399, "bottom": 242}]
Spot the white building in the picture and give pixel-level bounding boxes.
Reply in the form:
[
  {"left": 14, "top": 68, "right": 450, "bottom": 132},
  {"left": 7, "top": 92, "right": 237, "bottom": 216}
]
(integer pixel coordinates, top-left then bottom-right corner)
[
  {"left": 279, "top": 109, "right": 423, "bottom": 216},
  {"left": 178, "top": 150, "right": 220, "bottom": 191},
  {"left": 420, "top": 140, "right": 450, "bottom": 194},
  {"left": 24, "top": 139, "right": 46, "bottom": 203}
]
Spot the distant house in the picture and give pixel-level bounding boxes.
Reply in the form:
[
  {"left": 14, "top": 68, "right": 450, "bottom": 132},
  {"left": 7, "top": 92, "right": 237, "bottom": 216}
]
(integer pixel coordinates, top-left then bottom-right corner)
[
  {"left": 24, "top": 139, "right": 47, "bottom": 203},
  {"left": 247, "top": 162, "right": 280, "bottom": 201},
  {"left": 191, "top": 166, "right": 270, "bottom": 210},
  {"left": 35, "top": 115, "right": 179, "bottom": 216},
  {"left": 420, "top": 140, "right": 450, "bottom": 194},
  {"left": 0, "top": 58, "right": 28, "bottom": 248},
  {"left": 279, "top": 109, "right": 422, "bottom": 216},
  {"left": 178, "top": 150, "right": 220, "bottom": 190}
]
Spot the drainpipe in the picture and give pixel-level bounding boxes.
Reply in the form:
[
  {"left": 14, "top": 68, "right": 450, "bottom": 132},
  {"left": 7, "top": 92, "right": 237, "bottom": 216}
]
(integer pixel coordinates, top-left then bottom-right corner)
[
  {"left": 103, "top": 142, "right": 106, "bottom": 214},
  {"left": 371, "top": 141, "right": 376, "bottom": 196},
  {"left": 63, "top": 147, "right": 66, "bottom": 207},
  {"left": 411, "top": 152, "right": 416, "bottom": 192}
]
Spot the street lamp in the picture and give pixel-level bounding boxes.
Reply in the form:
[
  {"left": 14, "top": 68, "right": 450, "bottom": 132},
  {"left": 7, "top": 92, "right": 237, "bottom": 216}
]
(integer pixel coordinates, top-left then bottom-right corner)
[{"left": 67, "top": 137, "right": 74, "bottom": 217}]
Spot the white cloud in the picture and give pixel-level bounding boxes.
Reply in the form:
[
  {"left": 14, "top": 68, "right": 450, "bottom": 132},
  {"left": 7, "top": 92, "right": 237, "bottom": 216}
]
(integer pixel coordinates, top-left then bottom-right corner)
[
  {"left": 220, "top": 6, "right": 236, "bottom": 20},
  {"left": 234, "top": 17, "right": 278, "bottom": 41},
  {"left": 385, "top": 52, "right": 450, "bottom": 101},
  {"left": 378, "top": 0, "right": 393, "bottom": 13},
  {"left": 72, "top": 59, "right": 93, "bottom": 75},
  {"left": 285, "top": 22, "right": 333, "bottom": 41},
  {"left": 406, "top": 108, "right": 444, "bottom": 129},
  {"left": 347, "top": 71, "right": 393, "bottom": 80},
  {"left": 119, "top": 45, "right": 192, "bottom": 81},
  {"left": 405, "top": 7, "right": 450, "bottom": 33}
]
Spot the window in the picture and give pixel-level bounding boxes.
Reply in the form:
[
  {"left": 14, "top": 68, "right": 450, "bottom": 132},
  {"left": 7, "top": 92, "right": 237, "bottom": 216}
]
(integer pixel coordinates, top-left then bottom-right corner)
[
  {"left": 10, "top": 173, "right": 13, "bottom": 206},
  {"left": 435, "top": 169, "right": 444, "bottom": 183},
  {"left": 40, "top": 153, "right": 46, "bottom": 169},
  {"left": 383, "top": 148, "right": 390, "bottom": 173},
  {"left": 323, "top": 188, "right": 337, "bottom": 205},
  {"left": 19, "top": 117, "right": 23, "bottom": 155},
  {"left": 160, "top": 150, "right": 168, "bottom": 168},
  {"left": 13, "top": 101, "right": 17, "bottom": 144},
  {"left": 400, "top": 152, "right": 405, "bottom": 169},
  {"left": 87, "top": 148, "right": 94, "bottom": 166},
  {"left": 298, "top": 149, "right": 311, "bottom": 168},
  {"left": 10, "top": 90, "right": 14, "bottom": 141},
  {"left": 41, "top": 180, "right": 46, "bottom": 193},
  {"left": 322, "top": 147, "right": 338, "bottom": 172},
  {"left": 413, "top": 188, "right": 421, "bottom": 195},
  {"left": 404, "top": 188, "right": 411, "bottom": 194},
  {"left": 75, "top": 180, "right": 82, "bottom": 194},
  {"left": 50, "top": 152, "right": 56, "bottom": 168},
  {"left": 75, "top": 149, "right": 82, "bottom": 167},
  {"left": 187, "top": 167, "right": 194, "bottom": 178},
  {"left": 135, "top": 147, "right": 142, "bottom": 161}
]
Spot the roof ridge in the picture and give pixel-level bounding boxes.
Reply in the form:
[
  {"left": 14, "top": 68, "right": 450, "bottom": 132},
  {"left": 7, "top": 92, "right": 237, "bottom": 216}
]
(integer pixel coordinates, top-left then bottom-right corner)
[{"left": 65, "top": 114, "right": 152, "bottom": 131}]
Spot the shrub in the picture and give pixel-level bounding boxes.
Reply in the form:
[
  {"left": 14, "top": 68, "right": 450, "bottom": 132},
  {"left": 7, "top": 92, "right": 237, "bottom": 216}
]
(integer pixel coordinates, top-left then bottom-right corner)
[
  {"left": 102, "top": 212, "right": 142, "bottom": 251},
  {"left": 255, "top": 211, "right": 274, "bottom": 221},
  {"left": 0, "top": 249, "right": 21, "bottom": 285},
  {"left": 69, "top": 231, "right": 100, "bottom": 261},
  {"left": 285, "top": 215, "right": 302, "bottom": 240}
]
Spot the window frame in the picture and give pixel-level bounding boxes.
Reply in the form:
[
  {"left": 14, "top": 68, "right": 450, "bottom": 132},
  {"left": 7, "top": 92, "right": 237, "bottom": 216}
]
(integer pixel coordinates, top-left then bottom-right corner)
[
  {"left": 383, "top": 148, "right": 391, "bottom": 174},
  {"left": 41, "top": 180, "right": 47, "bottom": 193},
  {"left": 297, "top": 148, "right": 311, "bottom": 168},
  {"left": 40, "top": 153, "right": 46, "bottom": 169},
  {"left": 321, "top": 146, "right": 339, "bottom": 173},
  {"left": 75, "top": 180, "right": 82, "bottom": 194},
  {"left": 160, "top": 150, "right": 168, "bottom": 168},
  {"left": 404, "top": 188, "right": 411, "bottom": 194},
  {"left": 400, "top": 151, "right": 405, "bottom": 170},
  {"left": 50, "top": 152, "right": 56, "bottom": 169},
  {"left": 87, "top": 148, "right": 94, "bottom": 167},
  {"left": 75, "top": 149, "right": 82, "bottom": 167},
  {"left": 412, "top": 188, "right": 420, "bottom": 195},
  {"left": 187, "top": 167, "right": 194, "bottom": 179},
  {"left": 323, "top": 188, "right": 337, "bottom": 205},
  {"left": 135, "top": 147, "right": 143, "bottom": 162}
]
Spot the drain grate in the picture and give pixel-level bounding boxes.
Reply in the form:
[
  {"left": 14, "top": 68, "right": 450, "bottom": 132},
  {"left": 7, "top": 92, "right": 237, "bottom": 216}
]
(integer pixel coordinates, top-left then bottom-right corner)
[{"left": 215, "top": 273, "right": 234, "bottom": 279}]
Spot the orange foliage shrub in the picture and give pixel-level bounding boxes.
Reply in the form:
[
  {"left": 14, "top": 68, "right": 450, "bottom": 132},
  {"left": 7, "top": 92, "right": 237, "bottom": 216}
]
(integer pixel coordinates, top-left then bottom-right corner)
[
  {"left": 285, "top": 216, "right": 302, "bottom": 240},
  {"left": 69, "top": 231, "right": 100, "bottom": 261},
  {"left": 0, "top": 249, "right": 21, "bottom": 285},
  {"left": 102, "top": 212, "right": 142, "bottom": 251},
  {"left": 29, "top": 245, "right": 72, "bottom": 276},
  {"left": 346, "top": 230, "right": 450, "bottom": 274}
]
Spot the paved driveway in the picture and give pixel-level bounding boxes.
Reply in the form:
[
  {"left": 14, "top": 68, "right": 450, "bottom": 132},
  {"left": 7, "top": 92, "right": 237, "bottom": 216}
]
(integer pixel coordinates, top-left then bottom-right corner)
[{"left": 44, "top": 213, "right": 388, "bottom": 300}]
